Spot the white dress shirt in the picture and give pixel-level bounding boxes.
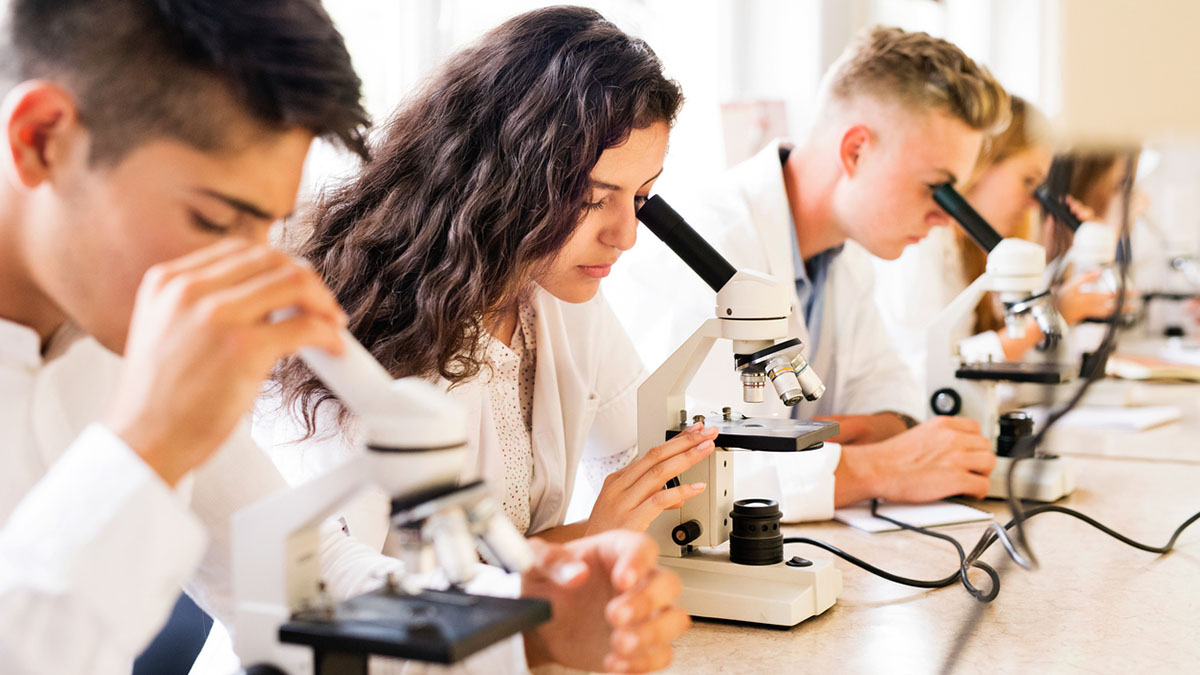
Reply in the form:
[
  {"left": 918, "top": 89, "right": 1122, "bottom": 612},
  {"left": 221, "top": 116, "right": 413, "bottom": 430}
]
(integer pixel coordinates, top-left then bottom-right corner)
[
  {"left": 0, "top": 317, "right": 527, "bottom": 675},
  {"left": 0, "top": 319, "right": 207, "bottom": 675}
]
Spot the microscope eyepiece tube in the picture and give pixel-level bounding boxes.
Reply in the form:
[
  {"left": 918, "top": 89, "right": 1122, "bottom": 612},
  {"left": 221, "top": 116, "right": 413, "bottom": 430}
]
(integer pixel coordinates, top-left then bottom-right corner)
[
  {"left": 933, "top": 183, "right": 1002, "bottom": 253},
  {"left": 1034, "top": 184, "right": 1082, "bottom": 233},
  {"left": 636, "top": 195, "right": 738, "bottom": 292}
]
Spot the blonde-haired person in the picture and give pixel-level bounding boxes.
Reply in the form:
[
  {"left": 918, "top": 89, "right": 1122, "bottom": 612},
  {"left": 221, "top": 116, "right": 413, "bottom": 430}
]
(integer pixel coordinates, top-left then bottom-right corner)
[
  {"left": 607, "top": 26, "right": 1006, "bottom": 520},
  {"left": 873, "top": 96, "right": 1118, "bottom": 387}
]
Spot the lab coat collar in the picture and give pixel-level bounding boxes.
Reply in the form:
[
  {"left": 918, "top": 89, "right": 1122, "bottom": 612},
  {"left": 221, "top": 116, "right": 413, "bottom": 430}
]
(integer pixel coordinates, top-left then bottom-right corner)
[{"left": 730, "top": 139, "right": 799, "bottom": 282}]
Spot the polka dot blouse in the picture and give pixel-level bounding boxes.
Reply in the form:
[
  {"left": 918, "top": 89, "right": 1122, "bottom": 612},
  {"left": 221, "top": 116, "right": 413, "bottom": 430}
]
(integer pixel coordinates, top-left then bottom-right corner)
[{"left": 482, "top": 302, "right": 538, "bottom": 535}]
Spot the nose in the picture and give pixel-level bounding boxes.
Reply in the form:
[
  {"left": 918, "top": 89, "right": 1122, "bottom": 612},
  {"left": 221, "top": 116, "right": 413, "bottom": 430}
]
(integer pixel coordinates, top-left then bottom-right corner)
[
  {"left": 602, "top": 204, "right": 639, "bottom": 252},
  {"left": 927, "top": 209, "right": 952, "bottom": 228},
  {"left": 244, "top": 223, "right": 272, "bottom": 246}
]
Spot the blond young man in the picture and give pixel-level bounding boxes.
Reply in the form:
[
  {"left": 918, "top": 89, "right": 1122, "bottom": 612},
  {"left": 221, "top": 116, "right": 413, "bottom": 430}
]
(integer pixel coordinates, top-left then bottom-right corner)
[{"left": 608, "top": 26, "right": 1009, "bottom": 520}]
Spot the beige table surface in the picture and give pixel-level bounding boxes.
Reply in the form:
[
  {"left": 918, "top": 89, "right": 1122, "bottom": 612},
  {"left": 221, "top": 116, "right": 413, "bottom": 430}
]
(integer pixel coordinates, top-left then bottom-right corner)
[
  {"left": 661, "top": 447, "right": 1200, "bottom": 674},
  {"left": 1040, "top": 378, "right": 1200, "bottom": 464}
]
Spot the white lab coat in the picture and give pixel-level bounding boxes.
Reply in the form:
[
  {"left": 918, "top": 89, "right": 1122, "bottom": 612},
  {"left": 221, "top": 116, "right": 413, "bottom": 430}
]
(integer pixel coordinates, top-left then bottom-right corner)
[
  {"left": 257, "top": 285, "right": 646, "bottom": 544},
  {"left": 0, "top": 317, "right": 528, "bottom": 675},
  {"left": 606, "top": 139, "right": 923, "bottom": 521},
  {"left": 871, "top": 225, "right": 1006, "bottom": 393}
]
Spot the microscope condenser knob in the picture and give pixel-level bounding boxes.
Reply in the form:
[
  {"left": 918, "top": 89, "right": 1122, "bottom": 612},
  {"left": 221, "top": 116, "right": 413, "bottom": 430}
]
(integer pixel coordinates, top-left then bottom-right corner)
[{"left": 672, "top": 520, "right": 703, "bottom": 546}]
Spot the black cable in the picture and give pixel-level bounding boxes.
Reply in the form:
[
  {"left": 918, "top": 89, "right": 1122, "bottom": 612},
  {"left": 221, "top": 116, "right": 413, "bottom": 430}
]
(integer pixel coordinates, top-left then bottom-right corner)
[
  {"left": 977, "top": 503, "right": 1200, "bottom": 556},
  {"left": 866, "top": 498, "right": 999, "bottom": 601},
  {"left": 1003, "top": 150, "right": 1138, "bottom": 566},
  {"left": 782, "top": 500, "right": 1200, "bottom": 603}
]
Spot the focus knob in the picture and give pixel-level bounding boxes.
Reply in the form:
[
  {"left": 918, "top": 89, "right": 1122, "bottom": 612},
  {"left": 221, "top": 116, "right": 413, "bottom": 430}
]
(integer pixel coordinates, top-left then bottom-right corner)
[{"left": 672, "top": 520, "right": 702, "bottom": 546}]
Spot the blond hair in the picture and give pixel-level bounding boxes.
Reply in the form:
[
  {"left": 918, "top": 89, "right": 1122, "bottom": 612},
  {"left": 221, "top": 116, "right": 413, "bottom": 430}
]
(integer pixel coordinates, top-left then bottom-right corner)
[
  {"left": 825, "top": 26, "right": 1010, "bottom": 134},
  {"left": 957, "top": 96, "right": 1049, "bottom": 333}
]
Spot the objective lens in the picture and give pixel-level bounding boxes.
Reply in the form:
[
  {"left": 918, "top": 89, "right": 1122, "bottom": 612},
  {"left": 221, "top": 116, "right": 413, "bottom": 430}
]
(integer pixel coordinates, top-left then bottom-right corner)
[
  {"left": 765, "top": 356, "right": 803, "bottom": 406},
  {"left": 741, "top": 371, "right": 766, "bottom": 403},
  {"left": 424, "top": 506, "right": 478, "bottom": 585},
  {"left": 791, "top": 354, "right": 826, "bottom": 401},
  {"left": 469, "top": 497, "right": 535, "bottom": 574},
  {"left": 729, "top": 498, "right": 783, "bottom": 566}
]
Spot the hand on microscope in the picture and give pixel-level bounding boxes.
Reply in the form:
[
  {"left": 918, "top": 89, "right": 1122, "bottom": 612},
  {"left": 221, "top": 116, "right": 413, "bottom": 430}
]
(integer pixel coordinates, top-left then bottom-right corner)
[
  {"left": 103, "top": 240, "right": 347, "bottom": 486},
  {"left": 582, "top": 423, "right": 720, "bottom": 535},
  {"left": 833, "top": 416, "right": 996, "bottom": 506},
  {"left": 522, "top": 530, "right": 689, "bottom": 673},
  {"left": 1056, "top": 269, "right": 1126, "bottom": 324}
]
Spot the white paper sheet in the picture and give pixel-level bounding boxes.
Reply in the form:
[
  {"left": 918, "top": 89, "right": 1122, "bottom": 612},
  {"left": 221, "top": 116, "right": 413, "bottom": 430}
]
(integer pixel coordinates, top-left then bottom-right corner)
[
  {"left": 1024, "top": 405, "right": 1182, "bottom": 431},
  {"left": 834, "top": 500, "right": 993, "bottom": 533}
]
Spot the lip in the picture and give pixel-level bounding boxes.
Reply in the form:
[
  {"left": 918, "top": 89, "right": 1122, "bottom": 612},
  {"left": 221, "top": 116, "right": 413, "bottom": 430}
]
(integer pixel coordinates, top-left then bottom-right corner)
[{"left": 578, "top": 264, "right": 613, "bottom": 279}]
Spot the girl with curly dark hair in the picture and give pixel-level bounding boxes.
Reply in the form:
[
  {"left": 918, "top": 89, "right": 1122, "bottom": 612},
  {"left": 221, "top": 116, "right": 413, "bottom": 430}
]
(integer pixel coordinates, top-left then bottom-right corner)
[{"left": 264, "top": 6, "right": 718, "bottom": 544}]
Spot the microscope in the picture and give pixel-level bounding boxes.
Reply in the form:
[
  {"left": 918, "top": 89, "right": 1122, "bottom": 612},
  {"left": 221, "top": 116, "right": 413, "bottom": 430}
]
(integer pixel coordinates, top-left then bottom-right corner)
[
  {"left": 632, "top": 196, "right": 842, "bottom": 627},
  {"left": 232, "top": 331, "right": 549, "bottom": 674},
  {"left": 1035, "top": 184, "right": 1137, "bottom": 368},
  {"left": 927, "top": 184, "right": 1076, "bottom": 502},
  {"left": 1133, "top": 188, "right": 1200, "bottom": 339},
  {"left": 1035, "top": 185, "right": 1138, "bottom": 328}
]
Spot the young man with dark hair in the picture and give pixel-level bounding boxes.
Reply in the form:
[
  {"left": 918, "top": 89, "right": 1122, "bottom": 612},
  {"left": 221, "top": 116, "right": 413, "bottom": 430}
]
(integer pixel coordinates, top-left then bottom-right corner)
[{"left": 0, "top": 2, "right": 685, "bottom": 673}]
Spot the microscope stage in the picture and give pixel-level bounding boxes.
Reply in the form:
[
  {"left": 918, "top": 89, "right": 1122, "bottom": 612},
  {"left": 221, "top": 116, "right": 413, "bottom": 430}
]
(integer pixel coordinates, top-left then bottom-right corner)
[
  {"left": 955, "top": 361, "right": 1074, "bottom": 384},
  {"left": 666, "top": 417, "right": 840, "bottom": 452},
  {"left": 279, "top": 587, "right": 550, "bottom": 665}
]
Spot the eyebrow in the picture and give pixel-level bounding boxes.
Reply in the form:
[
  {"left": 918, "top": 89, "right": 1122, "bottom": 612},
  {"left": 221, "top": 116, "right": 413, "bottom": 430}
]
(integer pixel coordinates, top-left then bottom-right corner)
[
  {"left": 590, "top": 166, "right": 666, "bottom": 192},
  {"left": 934, "top": 169, "right": 959, "bottom": 187},
  {"left": 196, "top": 188, "right": 287, "bottom": 221}
]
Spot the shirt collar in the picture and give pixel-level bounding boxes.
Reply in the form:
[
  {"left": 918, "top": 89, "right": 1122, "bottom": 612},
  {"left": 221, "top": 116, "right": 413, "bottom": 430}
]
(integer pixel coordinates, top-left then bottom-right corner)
[
  {"left": 0, "top": 317, "right": 44, "bottom": 370},
  {"left": 791, "top": 220, "right": 845, "bottom": 286}
]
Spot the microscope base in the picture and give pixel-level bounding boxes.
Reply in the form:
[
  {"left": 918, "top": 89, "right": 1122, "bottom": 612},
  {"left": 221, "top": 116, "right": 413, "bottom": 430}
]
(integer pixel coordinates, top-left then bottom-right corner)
[
  {"left": 986, "top": 454, "right": 1075, "bottom": 502},
  {"left": 659, "top": 546, "right": 841, "bottom": 626}
]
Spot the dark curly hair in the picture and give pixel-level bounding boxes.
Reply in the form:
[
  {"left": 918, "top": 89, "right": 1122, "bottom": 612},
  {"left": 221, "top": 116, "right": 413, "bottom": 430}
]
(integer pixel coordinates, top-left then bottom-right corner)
[{"left": 276, "top": 5, "right": 683, "bottom": 437}]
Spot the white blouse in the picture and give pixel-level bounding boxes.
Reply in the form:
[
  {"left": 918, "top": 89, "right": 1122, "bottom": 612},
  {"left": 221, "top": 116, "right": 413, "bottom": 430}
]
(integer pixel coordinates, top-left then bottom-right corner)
[{"left": 255, "top": 287, "right": 646, "bottom": 545}]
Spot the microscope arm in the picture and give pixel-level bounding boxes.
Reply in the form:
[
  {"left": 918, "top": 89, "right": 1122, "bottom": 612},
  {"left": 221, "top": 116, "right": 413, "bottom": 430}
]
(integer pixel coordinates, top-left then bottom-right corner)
[
  {"left": 924, "top": 273, "right": 1000, "bottom": 433},
  {"left": 232, "top": 454, "right": 379, "bottom": 672}
]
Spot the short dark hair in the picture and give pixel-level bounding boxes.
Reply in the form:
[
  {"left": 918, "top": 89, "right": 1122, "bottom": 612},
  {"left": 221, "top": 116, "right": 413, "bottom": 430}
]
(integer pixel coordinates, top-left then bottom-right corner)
[{"left": 3, "top": 0, "right": 369, "bottom": 163}]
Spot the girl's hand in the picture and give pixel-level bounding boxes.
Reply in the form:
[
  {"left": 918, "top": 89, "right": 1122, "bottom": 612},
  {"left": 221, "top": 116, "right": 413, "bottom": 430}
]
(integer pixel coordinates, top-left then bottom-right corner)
[{"left": 585, "top": 423, "right": 719, "bottom": 535}]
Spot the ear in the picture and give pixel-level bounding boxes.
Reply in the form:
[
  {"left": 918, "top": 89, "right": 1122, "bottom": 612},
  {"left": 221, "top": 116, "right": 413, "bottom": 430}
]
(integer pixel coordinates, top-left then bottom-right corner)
[
  {"left": 3, "top": 80, "right": 82, "bottom": 188},
  {"left": 838, "top": 124, "right": 871, "bottom": 178}
]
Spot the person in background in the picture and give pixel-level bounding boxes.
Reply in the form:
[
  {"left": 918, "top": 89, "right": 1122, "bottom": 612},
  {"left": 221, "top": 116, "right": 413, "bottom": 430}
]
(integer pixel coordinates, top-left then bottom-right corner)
[
  {"left": 873, "top": 96, "right": 1119, "bottom": 387},
  {"left": 607, "top": 26, "right": 1005, "bottom": 520}
]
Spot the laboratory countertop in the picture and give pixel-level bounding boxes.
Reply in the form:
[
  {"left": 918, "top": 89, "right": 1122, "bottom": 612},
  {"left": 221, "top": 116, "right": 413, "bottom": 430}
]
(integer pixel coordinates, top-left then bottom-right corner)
[{"left": 662, "top": 381, "right": 1200, "bottom": 675}]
